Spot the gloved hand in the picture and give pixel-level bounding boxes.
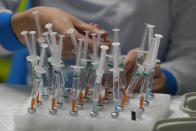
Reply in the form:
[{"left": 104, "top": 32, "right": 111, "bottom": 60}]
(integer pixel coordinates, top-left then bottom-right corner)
[
  {"left": 124, "top": 49, "right": 166, "bottom": 93},
  {"left": 11, "top": 6, "right": 112, "bottom": 57}
]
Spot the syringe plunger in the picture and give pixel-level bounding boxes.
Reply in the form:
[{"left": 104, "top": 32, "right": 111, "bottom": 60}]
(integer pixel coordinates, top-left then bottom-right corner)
[
  {"left": 97, "top": 45, "right": 109, "bottom": 74},
  {"left": 21, "top": 31, "right": 33, "bottom": 55}
]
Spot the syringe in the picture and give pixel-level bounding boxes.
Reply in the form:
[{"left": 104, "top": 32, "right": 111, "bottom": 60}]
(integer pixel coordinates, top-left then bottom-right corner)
[
  {"left": 111, "top": 42, "right": 121, "bottom": 118},
  {"left": 102, "top": 28, "right": 120, "bottom": 104},
  {"left": 103, "top": 54, "right": 113, "bottom": 104},
  {"left": 49, "top": 62, "right": 63, "bottom": 114},
  {"left": 70, "top": 38, "right": 83, "bottom": 116},
  {"left": 79, "top": 31, "right": 90, "bottom": 104},
  {"left": 90, "top": 45, "right": 109, "bottom": 118},
  {"left": 118, "top": 64, "right": 144, "bottom": 111},
  {"left": 27, "top": 43, "right": 48, "bottom": 113},
  {"left": 44, "top": 24, "right": 67, "bottom": 98},
  {"left": 21, "top": 31, "right": 39, "bottom": 113},
  {"left": 139, "top": 38, "right": 156, "bottom": 108},
  {"left": 118, "top": 24, "right": 155, "bottom": 110},
  {"left": 96, "top": 32, "right": 107, "bottom": 110},
  {"left": 83, "top": 33, "right": 99, "bottom": 102},
  {"left": 49, "top": 35, "right": 65, "bottom": 114},
  {"left": 57, "top": 35, "right": 66, "bottom": 108},
  {"left": 143, "top": 34, "right": 163, "bottom": 104},
  {"left": 57, "top": 35, "right": 67, "bottom": 99},
  {"left": 42, "top": 31, "right": 57, "bottom": 95},
  {"left": 37, "top": 43, "right": 49, "bottom": 103},
  {"left": 113, "top": 29, "right": 127, "bottom": 101},
  {"left": 76, "top": 38, "right": 86, "bottom": 110},
  {"left": 77, "top": 31, "right": 91, "bottom": 106},
  {"left": 21, "top": 30, "right": 48, "bottom": 102}
]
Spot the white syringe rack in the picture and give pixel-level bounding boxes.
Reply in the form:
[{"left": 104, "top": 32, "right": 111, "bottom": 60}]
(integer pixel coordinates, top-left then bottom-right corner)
[{"left": 14, "top": 93, "right": 170, "bottom": 131}]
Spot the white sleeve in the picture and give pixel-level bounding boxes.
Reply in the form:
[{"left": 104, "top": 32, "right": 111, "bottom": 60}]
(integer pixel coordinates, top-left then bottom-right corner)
[{"left": 161, "top": 0, "right": 196, "bottom": 95}]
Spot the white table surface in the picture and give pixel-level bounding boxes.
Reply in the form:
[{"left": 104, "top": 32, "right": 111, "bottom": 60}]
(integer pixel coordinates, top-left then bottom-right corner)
[{"left": 0, "top": 84, "right": 188, "bottom": 131}]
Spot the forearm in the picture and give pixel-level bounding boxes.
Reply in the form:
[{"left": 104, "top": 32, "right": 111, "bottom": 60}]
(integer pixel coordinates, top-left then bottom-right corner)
[
  {"left": 0, "top": 11, "right": 25, "bottom": 52},
  {"left": 161, "top": 56, "right": 196, "bottom": 95}
]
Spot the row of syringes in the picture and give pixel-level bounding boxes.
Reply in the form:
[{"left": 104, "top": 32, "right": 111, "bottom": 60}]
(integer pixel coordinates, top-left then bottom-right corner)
[{"left": 22, "top": 10, "right": 163, "bottom": 120}]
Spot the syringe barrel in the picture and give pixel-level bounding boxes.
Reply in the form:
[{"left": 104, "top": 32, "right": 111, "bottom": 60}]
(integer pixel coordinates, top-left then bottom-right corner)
[
  {"left": 96, "top": 30, "right": 103, "bottom": 46},
  {"left": 32, "top": 11, "right": 42, "bottom": 39},
  {"left": 112, "top": 28, "right": 120, "bottom": 43},
  {"left": 39, "top": 47, "right": 45, "bottom": 67},
  {"left": 126, "top": 65, "right": 144, "bottom": 95},
  {"left": 49, "top": 32, "right": 58, "bottom": 55},
  {"left": 53, "top": 71, "right": 61, "bottom": 97},
  {"left": 39, "top": 43, "right": 48, "bottom": 67},
  {"left": 113, "top": 73, "right": 120, "bottom": 100},
  {"left": 83, "top": 31, "right": 89, "bottom": 59},
  {"left": 119, "top": 69, "right": 126, "bottom": 89},
  {"left": 153, "top": 34, "right": 163, "bottom": 63},
  {"left": 29, "top": 31, "right": 36, "bottom": 56},
  {"left": 76, "top": 39, "right": 83, "bottom": 66},
  {"left": 68, "top": 28, "right": 78, "bottom": 51},
  {"left": 147, "top": 70, "right": 155, "bottom": 94},
  {"left": 145, "top": 23, "right": 155, "bottom": 49},
  {"left": 140, "top": 25, "right": 148, "bottom": 52},
  {"left": 97, "top": 45, "right": 109, "bottom": 73},
  {"left": 92, "top": 82, "right": 101, "bottom": 101},
  {"left": 43, "top": 32, "right": 55, "bottom": 56},
  {"left": 31, "top": 77, "right": 41, "bottom": 98},
  {"left": 91, "top": 33, "right": 98, "bottom": 61},
  {"left": 57, "top": 35, "right": 64, "bottom": 62},
  {"left": 140, "top": 72, "right": 151, "bottom": 94},
  {"left": 79, "top": 68, "right": 86, "bottom": 91},
  {"left": 112, "top": 42, "right": 120, "bottom": 69},
  {"left": 71, "top": 34, "right": 78, "bottom": 51},
  {"left": 71, "top": 73, "right": 80, "bottom": 99}
]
